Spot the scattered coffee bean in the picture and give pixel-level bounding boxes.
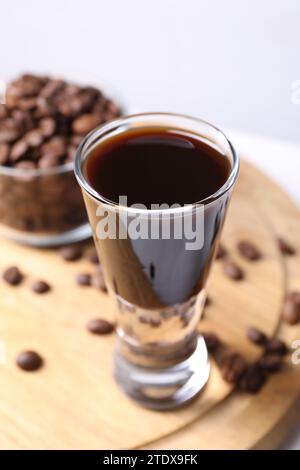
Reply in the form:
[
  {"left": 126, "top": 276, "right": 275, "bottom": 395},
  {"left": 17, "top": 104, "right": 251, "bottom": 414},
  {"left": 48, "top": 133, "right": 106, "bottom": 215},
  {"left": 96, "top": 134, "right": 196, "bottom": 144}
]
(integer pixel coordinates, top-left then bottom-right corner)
[
  {"left": 31, "top": 280, "right": 51, "bottom": 294},
  {"left": 265, "top": 338, "right": 288, "bottom": 356},
  {"left": 149, "top": 318, "right": 161, "bottom": 328},
  {"left": 223, "top": 261, "right": 244, "bottom": 281},
  {"left": 247, "top": 327, "right": 267, "bottom": 346},
  {"left": 282, "top": 292, "right": 300, "bottom": 325},
  {"left": 76, "top": 273, "right": 92, "bottom": 286},
  {"left": 60, "top": 245, "right": 83, "bottom": 261},
  {"left": 16, "top": 350, "right": 43, "bottom": 371},
  {"left": 277, "top": 237, "right": 296, "bottom": 256},
  {"left": 86, "top": 318, "right": 114, "bottom": 335},
  {"left": 220, "top": 352, "right": 248, "bottom": 384},
  {"left": 257, "top": 354, "right": 282, "bottom": 373},
  {"left": 237, "top": 240, "right": 261, "bottom": 261},
  {"left": 202, "top": 332, "right": 221, "bottom": 353},
  {"left": 3, "top": 266, "right": 23, "bottom": 285},
  {"left": 239, "top": 363, "right": 267, "bottom": 394},
  {"left": 88, "top": 249, "right": 99, "bottom": 265},
  {"left": 92, "top": 273, "right": 108, "bottom": 292},
  {"left": 216, "top": 243, "right": 226, "bottom": 259}
]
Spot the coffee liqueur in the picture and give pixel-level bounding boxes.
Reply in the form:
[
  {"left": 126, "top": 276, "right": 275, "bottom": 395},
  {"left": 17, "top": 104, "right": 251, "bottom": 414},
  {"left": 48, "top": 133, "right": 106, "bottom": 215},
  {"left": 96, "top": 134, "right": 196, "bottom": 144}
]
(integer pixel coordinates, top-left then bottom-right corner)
[{"left": 76, "top": 114, "right": 238, "bottom": 409}]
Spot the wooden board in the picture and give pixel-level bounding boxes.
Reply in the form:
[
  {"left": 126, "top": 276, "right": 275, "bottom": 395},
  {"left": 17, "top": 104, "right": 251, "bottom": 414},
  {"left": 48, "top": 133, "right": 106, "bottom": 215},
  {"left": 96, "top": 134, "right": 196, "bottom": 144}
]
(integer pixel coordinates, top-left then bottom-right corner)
[{"left": 0, "top": 159, "right": 299, "bottom": 450}]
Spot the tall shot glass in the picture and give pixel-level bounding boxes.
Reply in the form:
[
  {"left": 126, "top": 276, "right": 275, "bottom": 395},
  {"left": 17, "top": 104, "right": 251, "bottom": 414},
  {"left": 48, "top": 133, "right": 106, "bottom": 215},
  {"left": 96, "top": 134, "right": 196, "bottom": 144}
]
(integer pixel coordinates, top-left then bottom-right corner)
[{"left": 75, "top": 113, "right": 239, "bottom": 409}]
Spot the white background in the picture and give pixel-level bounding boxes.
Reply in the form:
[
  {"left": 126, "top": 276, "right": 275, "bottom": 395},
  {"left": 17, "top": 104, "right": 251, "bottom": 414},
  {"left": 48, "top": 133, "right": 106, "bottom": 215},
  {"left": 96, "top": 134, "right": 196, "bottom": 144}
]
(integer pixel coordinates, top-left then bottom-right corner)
[{"left": 1, "top": 0, "right": 300, "bottom": 449}]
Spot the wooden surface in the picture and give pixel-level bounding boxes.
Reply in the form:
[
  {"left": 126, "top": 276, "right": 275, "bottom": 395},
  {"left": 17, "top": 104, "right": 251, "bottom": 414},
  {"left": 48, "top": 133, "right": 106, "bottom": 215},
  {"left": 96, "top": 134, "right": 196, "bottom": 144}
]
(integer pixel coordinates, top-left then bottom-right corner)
[{"left": 0, "top": 159, "right": 299, "bottom": 449}]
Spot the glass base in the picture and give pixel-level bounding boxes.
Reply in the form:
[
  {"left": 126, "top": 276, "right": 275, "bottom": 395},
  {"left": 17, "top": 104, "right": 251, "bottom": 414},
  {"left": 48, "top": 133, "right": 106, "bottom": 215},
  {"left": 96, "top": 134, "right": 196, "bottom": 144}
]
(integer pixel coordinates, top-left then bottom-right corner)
[
  {"left": 113, "top": 335, "right": 210, "bottom": 410},
  {"left": 0, "top": 222, "right": 92, "bottom": 247}
]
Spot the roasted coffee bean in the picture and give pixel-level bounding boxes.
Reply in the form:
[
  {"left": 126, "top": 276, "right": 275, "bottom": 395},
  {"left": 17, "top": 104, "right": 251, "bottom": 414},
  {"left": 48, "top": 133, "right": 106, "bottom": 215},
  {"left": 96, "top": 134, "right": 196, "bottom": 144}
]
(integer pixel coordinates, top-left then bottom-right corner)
[
  {"left": 149, "top": 318, "right": 161, "bottom": 328},
  {"left": 86, "top": 318, "right": 114, "bottom": 335},
  {"left": 223, "top": 261, "right": 244, "bottom": 280},
  {"left": 72, "top": 113, "right": 102, "bottom": 135},
  {"left": 60, "top": 245, "right": 83, "bottom": 261},
  {"left": 0, "top": 122, "right": 21, "bottom": 143},
  {"left": 9, "top": 138, "right": 29, "bottom": 161},
  {"left": 3, "top": 266, "right": 23, "bottom": 285},
  {"left": 39, "top": 117, "right": 56, "bottom": 138},
  {"left": 88, "top": 249, "right": 99, "bottom": 265},
  {"left": 216, "top": 243, "right": 226, "bottom": 259},
  {"left": 31, "top": 280, "right": 51, "bottom": 294},
  {"left": 38, "top": 153, "right": 60, "bottom": 169},
  {"left": 202, "top": 332, "right": 220, "bottom": 353},
  {"left": 16, "top": 350, "right": 43, "bottom": 371},
  {"left": 0, "top": 143, "right": 9, "bottom": 164},
  {"left": 258, "top": 354, "right": 282, "bottom": 373},
  {"left": 15, "top": 160, "right": 36, "bottom": 171},
  {"left": 239, "top": 364, "right": 267, "bottom": 393},
  {"left": 246, "top": 327, "right": 267, "bottom": 346},
  {"left": 237, "top": 240, "right": 261, "bottom": 261},
  {"left": 265, "top": 338, "right": 288, "bottom": 356},
  {"left": 282, "top": 291, "right": 300, "bottom": 325},
  {"left": 92, "top": 273, "right": 108, "bottom": 292},
  {"left": 25, "top": 129, "right": 44, "bottom": 147},
  {"left": 76, "top": 273, "right": 92, "bottom": 286},
  {"left": 277, "top": 237, "right": 296, "bottom": 256},
  {"left": 220, "top": 352, "right": 248, "bottom": 384}
]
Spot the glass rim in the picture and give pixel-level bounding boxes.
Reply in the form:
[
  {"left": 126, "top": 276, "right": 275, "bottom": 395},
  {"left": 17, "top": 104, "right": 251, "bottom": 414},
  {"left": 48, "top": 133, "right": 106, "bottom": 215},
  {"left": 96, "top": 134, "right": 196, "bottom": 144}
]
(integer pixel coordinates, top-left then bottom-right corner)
[{"left": 74, "top": 112, "right": 240, "bottom": 214}]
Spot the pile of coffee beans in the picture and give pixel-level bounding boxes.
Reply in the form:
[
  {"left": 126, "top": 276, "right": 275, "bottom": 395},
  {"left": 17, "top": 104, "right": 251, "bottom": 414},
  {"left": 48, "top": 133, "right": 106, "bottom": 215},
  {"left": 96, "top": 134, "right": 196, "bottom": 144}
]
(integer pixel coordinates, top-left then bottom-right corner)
[
  {"left": 0, "top": 73, "right": 121, "bottom": 235},
  {"left": 201, "top": 326, "right": 289, "bottom": 394}
]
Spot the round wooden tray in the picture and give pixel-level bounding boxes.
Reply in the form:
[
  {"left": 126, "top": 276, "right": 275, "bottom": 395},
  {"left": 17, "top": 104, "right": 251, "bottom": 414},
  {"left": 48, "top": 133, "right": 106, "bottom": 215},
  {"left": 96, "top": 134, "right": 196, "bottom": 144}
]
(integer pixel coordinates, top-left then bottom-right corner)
[{"left": 0, "top": 159, "right": 299, "bottom": 450}]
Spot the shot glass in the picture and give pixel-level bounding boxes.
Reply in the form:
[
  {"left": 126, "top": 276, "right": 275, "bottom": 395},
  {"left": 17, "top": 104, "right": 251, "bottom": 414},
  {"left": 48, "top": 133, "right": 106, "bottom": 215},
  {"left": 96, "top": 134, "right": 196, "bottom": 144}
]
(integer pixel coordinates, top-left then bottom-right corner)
[{"left": 75, "top": 113, "right": 239, "bottom": 409}]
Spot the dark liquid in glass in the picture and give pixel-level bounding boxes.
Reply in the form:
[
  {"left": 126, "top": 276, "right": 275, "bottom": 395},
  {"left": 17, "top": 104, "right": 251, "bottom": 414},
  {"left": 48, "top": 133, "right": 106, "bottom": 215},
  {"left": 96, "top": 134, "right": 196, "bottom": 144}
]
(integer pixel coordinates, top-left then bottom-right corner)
[{"left": 83, "top": 128, "right": 231, "bottom": 308}]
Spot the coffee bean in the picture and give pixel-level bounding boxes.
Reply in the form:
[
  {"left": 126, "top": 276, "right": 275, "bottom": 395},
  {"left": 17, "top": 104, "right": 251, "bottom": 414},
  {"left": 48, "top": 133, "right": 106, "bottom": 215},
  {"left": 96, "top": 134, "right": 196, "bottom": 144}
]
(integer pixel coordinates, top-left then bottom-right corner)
[
  {"left": 220, "top": 352, "right": 248, "bottom": 383},
  {"left": 0, "top": 121, "right": 21, "bottom": 143},
  {"left": 0, "top": 143, "right": 9, "bottom": 165},
  {"left": 247, "top": 327, "right": 267, "bottom": 346},
  {"left": 16, "top": 350, "right": 43, "bottom": 371},
  {"left": 223, "top": 261, "right": 244, "bottom": 280},
  {"left": 265, "top": 338, "right": 288, "bottom": 356},
  {"left": 25, "top": 129, "right": 44, "bottom": 147},
  {"left": 216, "top": 243, "right": 226, "bottom": 259},
  {"left": 237, "top": 240, "right": 261, "bottom": 261},
  {"left": 10, "top": 139, "right": 29, "bottom": 162},
  {"left": 258, "top": 354, "right": 282, "bottom": 373},
  {"left": 202, "top": 332, "right": 221, "bottom": 353},
  {"left": 39, "top": 117, "right": 56, "bottom": 138},
  {"left": 72, "top": 113, "right": 102, "bottom": 135},
  {"left": 86, "top": 318, "right": 114, "bottom": 335},
  {"left": 76, "top": 273, "right": 92, "bottom": 286},
  {"left": 92, "top": 273, "right": 108, "bottom": 292},
  {"left": 3, "top": 266, "right": 23, "bottom": 285},
  {"left": 38, "top": 153, "right": 60, "bottom": 169},
  {"left": 88, "top": 249, "right": 99, "bottom": 265},
  {"left": 239, "top": 364, "right": 267, "bottom": 393},
  {"left": 31, "top": 280, "right": 51, "bottom": 294},
  {"left": 149, "top": 318, "right": 161, "bottom": 328},
  {"left": 15, "top": 160, "right": 36, "bottom": 171},
  {"left": 277, "top": 237, "right": 296, "bottom": 256},
  {"left": 282, "top": 292, "right": 300, "bottom": 325},
  {"left": 60, "top": 245, "right": 83, "bottom": 261}
]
